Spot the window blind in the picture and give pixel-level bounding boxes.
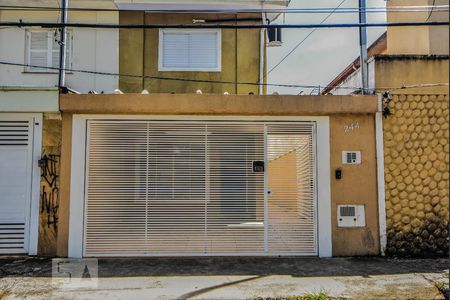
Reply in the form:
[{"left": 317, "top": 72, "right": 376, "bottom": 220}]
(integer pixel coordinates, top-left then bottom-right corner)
[{"left": 160, "top": 30, "right": 220, "bottom": 71}]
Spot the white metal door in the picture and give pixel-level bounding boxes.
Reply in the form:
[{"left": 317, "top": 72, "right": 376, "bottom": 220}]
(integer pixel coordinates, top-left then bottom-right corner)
[
  {"left": 267, "top": 124, "right": 317, "bottom": 255},
  {"left": 0, "top": 118, "right": 34, "bottom": 254},
  {"left": 84, "top": 120, "right": 316, "bottom": 257}
]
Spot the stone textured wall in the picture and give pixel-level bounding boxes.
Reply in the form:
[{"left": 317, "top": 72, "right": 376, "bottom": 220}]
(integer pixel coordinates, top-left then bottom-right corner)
[{"left": 384, "top": 94, "right": 449, "bottom": 257}]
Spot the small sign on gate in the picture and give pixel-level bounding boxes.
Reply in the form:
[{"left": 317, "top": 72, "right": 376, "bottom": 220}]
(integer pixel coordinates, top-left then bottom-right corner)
[{"left": 253, "top": 161, "right": 265, "bottom": 173}]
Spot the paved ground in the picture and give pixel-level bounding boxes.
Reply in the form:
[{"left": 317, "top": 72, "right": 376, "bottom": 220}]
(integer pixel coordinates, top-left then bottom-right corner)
[{"left": 0, "top": 256, "right": 448, "bottom": 300}]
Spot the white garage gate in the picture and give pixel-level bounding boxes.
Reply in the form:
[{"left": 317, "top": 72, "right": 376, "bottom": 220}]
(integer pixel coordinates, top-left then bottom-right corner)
[
  {"left": 81, "top": 120, "right": 318, "bottom": 257},
  {"left": 0, "top": 114, "right": 41, "bottom": 255}
]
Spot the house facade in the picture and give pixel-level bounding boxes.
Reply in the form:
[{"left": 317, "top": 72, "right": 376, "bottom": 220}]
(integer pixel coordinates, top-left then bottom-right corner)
[
  {"left": 1, "top": 0, "right": 386, "bottom": 258},
  {"left": 0, "top": 0, "right": 118, "bottom": 256},
  {"left": 323, "top": 0, "right": 449, "bottom": 257}
]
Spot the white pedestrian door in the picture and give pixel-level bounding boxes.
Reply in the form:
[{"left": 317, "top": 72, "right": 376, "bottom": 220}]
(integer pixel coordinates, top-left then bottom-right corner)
[
  {"left": 0, "top": 117, "right": 34, "bottom": 254},
  {"left": 84, "top": 120, "right": 317, "bottom": 257}
]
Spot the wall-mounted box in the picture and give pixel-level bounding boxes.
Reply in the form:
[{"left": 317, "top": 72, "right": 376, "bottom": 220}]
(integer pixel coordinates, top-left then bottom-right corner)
[
  {"left": 337, "top": 205, "right": 366, "bottom": 227},
  {"left": 342, "top": 151, "right": 362, "bottom": 165}
]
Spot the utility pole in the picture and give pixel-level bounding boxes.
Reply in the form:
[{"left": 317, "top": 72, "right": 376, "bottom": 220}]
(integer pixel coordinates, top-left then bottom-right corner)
[
  {"left": 359, "top": 0, "right": 369, "bottom": 94},
  {"left": 58, "top": 0, "right": 68, "bottom": 90}
]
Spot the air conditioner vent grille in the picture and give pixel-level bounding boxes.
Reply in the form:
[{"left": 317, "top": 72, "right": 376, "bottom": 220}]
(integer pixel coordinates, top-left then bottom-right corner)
[{"left": 340, "top": 206, "right": 356, "bottom": 217}]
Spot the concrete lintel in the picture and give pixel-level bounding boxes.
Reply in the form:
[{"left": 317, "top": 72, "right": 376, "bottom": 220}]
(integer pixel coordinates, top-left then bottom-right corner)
[
  {"left": 60, "top": 94, "right": 378, "bottom": 115},
  {"left": 0, "top": 89, "right": 59, "bottom": 112}
]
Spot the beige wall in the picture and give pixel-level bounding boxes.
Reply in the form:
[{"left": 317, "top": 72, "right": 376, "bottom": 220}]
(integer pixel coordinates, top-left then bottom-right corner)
[
  {"left": 119, "top": 12, "right": 262, "bottom": 95},
  {"left": 330, "top": 115, "right": 380, "bottom": 256},
  {"left": 57, "top": 113, "right": 72, "bottom": 257},
  {"left": 387, "top": 0, "right": 449, "bottom": 55},
  {"left": 59, "top": 94, "right": 378, "bottom": 115},
  {"left": 375, "top": 56, "right": 449, "bottom": 95},
  {"left": 54, "top": 94, "right": 379, "bottom": 257},
  {"left": 38, "top": 113, "right": 62, "bottom": 256}
]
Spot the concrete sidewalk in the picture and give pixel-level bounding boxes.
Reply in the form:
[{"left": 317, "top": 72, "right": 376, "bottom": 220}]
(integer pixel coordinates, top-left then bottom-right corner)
[{"left": 0, "top": 257, "right": 448, "bottom": 300}]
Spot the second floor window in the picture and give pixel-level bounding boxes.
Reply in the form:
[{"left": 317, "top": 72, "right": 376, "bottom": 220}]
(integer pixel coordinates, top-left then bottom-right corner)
[
  {"left": 26, "top": 30, "right": 72, "bottom": 73},
  {"left": 159, "top": 29, "right": 221, "bottom": 72}
]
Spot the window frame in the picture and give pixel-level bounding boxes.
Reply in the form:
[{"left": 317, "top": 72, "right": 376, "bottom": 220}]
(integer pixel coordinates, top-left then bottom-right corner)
[
  {"left": 158, "top": 29, "right": 222, "bottom": 72},
  {"left": 25, "top": 30, "right": 73, "bottom": 73}
]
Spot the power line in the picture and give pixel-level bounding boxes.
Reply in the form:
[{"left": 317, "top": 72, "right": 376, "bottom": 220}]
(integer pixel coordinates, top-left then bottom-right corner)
[
  {"left": 0, "top": 4, "right": 447, "bottom": 13},
  {"left": 0, "top": 21, "right": 447, "bottom": 29},
  {"left": 262, "top": 0, "right": 348, "bottom": 82},
  {"left": 0, "top": 61, "right": 447, "bottom": 92},
  {"left": 426, "top": 0, "right": 437, "bottom": 21},
  {"left": 0, "top": 61, "right": 334, "bottom": 90}
]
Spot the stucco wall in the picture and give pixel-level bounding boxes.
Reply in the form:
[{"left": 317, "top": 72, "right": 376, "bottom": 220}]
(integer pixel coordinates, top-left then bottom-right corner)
[
  {"left": 383, "top": 94, "right": 449, "bottom": 257},
  {"left": 52, "top": 94, "right": 379, "bottom": 256},
  {"left": 119, "top": 12, "right": 262, "bottom": 95},
  {"left": 38, "top": 113, "right": 62, "bottom": 256},
  {"left": 387, "top": 0, "right": 449, "bottom": 55},
  {"left": 330, "top": 115, "right": 380, "bottom": 256},
  {"left": 0, "top": 88, "right": 59, "bottom": 112},
  {"left": 375, "top": 56, "right": 449, "bottom": 95},
  {"left": 0, "top": 10, "right": 118, "bottom": 93},
  {"left": 57, "top": 113, "right": 72, "bottom": 257}
]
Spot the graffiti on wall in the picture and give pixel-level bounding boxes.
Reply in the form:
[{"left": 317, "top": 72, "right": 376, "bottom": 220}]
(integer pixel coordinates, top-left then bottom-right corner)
[{"left": 40, "top": 154, "right": 60, "bottom": 229}]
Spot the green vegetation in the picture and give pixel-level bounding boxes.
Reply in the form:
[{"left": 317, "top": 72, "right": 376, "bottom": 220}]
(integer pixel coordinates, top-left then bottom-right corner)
[
  {"left": 250, "top": 294, "right": 347, "bottom": 300},
  {"left": 435, "top": 282, "right": 449, "bottom": 300}
]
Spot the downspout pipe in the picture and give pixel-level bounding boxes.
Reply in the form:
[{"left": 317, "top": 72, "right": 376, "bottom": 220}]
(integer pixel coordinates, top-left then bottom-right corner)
[
  {"left": 259, "top": 15, "right": 267, "bottom": 95},
  {"left": 58, "top": 0, "right": 69, "bottom": 90},
  {"left": 358, "top": 0, "right": 369, "bottom": 94},
  {"left": 376, "top": 93, "right": 387, "bottom": 255}
]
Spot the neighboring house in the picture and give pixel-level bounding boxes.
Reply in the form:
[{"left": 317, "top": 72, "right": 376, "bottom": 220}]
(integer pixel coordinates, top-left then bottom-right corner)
[
  {"left": 0, "top": 0, "right": 119, "bottom": 256},
  {"left": 2, "top": 0, "right": 386, "bottom": 259},
  {"left": 321, "top": 32, "right": 387, "bottom": 96},
  {"left": 323, "top": 0, "right": 449, "bottom": 257}
]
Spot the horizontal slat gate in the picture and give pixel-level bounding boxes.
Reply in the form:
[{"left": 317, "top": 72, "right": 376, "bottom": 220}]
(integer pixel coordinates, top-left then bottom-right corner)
[
  {"left": 207, "top": 124, "right": 265, "bottom": 254},
  {"left": 0, "top": 119, "right": 32, "bottom": 254},
  {"left": 267, "top": 124, "right": 317, "bottom": 255},
  {"left": 84, "top": 120, "right": 316, "bottom": 257}
]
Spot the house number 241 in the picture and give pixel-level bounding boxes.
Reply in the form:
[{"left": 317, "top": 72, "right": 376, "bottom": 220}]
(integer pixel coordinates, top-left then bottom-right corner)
[{"left": 344, "top": 122, "right": 360, "bottom": 133}]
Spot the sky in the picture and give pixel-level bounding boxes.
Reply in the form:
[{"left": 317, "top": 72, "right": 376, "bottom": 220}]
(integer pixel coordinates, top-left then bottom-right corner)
[{"left": 267, "top": 0, "right": 387, "bottom": 94}]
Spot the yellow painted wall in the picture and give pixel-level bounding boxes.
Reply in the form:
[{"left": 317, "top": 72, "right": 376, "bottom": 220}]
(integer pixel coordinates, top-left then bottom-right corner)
[
  {"left": 374, "top": 38, "right": 449, "bottom": 256},
  {"left": 55, "top": 94, "right": 380, "bottom": 257},
  {"left": 330, "top": 115, "right": 380, "bottom": 256},
  {"left": 119, "top": 12, "right": 262, "bottom": 95},
  {"left": 383, "top": 94, "right": 449, "bottom": 256},
  {"left": 57, "top": 113, "right": 72, "bottom": 257},
  {"left": 38, "top": 113, "right": 62, "bottom": 256},
  {"left": 387, "top": 0, "right": 449, "bottom": 55},
  {"left": 375, "top": 56, "right": 449, "bottom": 95}
]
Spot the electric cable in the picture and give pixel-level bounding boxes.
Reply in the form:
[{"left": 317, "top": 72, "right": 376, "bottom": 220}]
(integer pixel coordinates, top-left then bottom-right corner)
[
  {"left": 262, "top": 0, "right": 347, "bottom": 82},
  {"left": 0, "top": 21, "right": 447, "bottom": 29},
  {"left": 0, "top": 60, "right": 447, "bottom": 92}
]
